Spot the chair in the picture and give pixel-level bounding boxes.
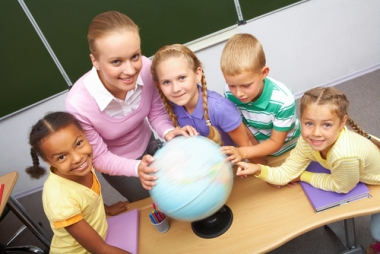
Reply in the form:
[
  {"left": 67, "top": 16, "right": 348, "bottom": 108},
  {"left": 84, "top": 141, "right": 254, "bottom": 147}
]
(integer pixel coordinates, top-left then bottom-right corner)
[{"left": 0, "top": 172, "right": 50, "bottom": 253}]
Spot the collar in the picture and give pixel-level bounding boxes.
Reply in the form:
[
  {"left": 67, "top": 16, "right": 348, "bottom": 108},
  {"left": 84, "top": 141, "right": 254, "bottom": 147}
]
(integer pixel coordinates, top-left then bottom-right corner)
[
  {"left": 245, "top": 78, "right": 273, "bottom": 109},
  {"left": 85, "top": 67, "right": 144, "bottom": 111},
  {"left": 177, "top": 86, "right": 204, "bottom": 119}
]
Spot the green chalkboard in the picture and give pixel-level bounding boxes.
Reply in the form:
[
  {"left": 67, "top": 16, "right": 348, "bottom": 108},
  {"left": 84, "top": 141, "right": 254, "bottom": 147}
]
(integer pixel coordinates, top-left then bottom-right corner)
[
  {"left": 0, "top": 1, "right": 68, "bottom": 119},
  {"left": 0, "top": 0, "right": 301, "bottom": 119}
]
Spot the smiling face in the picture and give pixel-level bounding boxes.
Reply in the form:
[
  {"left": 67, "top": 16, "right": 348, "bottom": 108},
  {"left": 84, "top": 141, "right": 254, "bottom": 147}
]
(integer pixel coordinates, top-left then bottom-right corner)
[
  {"left": 224, "top": 67, "right": 269, "bottom": 103},
  {"left": 40, "top": 124, "right": 93, "bottom": 182},
  {"left": 301, "top": 103, "right": 347, "bottom": 159},
  {"left": 155, "top": 56, "right": 202, "bottom": 113},
  {"left": 90, "top": 30, "right": 142, "bottom": 100}
]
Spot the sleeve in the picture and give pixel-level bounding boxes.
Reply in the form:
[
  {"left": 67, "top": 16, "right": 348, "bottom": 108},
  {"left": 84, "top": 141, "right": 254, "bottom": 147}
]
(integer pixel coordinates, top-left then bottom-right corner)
[
  {"left": 258, "top": 138, "right": 312, "bottom": 185},
  {"left": 66, "top": 98, "right": 139, "bottom": 177},
  {"left": 272, "top": 97, "right": 297, "bottom": 132},
  {"left": 210, "top": 97, "right": 242, "bottom": 133},
  {"left": 301, "top": 158, "right": 360, "bottom": 193},
  {"left": 142, "top": 57, "right": 175, "bottom": 138},
  {"left": 45, "top": 195, "right": 82, "bottom": 229}
]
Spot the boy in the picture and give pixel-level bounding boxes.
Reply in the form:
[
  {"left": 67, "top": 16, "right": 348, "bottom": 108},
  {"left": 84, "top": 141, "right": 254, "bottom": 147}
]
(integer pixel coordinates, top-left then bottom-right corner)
[{"left": 220, "top": 33, "right": 300, "bottom": 167}]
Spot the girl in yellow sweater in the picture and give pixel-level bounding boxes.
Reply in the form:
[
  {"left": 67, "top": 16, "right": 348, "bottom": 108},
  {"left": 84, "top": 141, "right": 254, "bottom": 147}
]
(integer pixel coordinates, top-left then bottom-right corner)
[{"left": 235, "top": 87, "right": 380, "bottom": 251}]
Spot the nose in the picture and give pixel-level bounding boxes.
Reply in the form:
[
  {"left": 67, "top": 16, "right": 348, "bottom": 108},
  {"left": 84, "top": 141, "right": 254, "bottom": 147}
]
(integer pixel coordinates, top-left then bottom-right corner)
[
  {"left": 122, "top": 62, "right": 135, "bottom": 75},
  {"left": 72, "top": 150, "right": 82, "bottom": 164},
  {"left": 312, "top": 126, "right": 321, "bottom": 136},
  {"left": 236, "top": 87, "right": 244, "bottom": 97},
  {"left": 172, "top": 81, "right": 181, "bottom": 93}
]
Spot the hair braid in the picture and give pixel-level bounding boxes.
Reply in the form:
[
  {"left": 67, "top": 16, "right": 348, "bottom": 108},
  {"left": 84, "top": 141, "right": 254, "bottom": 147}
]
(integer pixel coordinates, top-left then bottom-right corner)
[
  {"left": 25, "top": 147, "right": 46, "bottom": 179},
  {"left": 200, "top": 73, "right": 223, "bottom": 145},
  {"left": 346, "top": 117, "right": 380, "bottom": 148},
  {"left": 156, "top": 86, "right": 179, "bottom": 127}
]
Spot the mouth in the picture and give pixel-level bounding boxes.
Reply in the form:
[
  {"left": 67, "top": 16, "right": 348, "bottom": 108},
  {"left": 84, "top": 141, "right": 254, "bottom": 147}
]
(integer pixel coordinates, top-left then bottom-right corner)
[
  {"left": 73, "top": 159, "right": 89, "bottom": 171},
  {"left": 119, "top": 76, "right": 135, "bottom": 85},
  {"left": 239, "top": 97, "right": 249, "bottom": 102},
  {"left": 172, "top": 93, "right": 185, "bottom": 99},
  {"left": 310, "top": 139, "right": 324, "bottom": 146}
]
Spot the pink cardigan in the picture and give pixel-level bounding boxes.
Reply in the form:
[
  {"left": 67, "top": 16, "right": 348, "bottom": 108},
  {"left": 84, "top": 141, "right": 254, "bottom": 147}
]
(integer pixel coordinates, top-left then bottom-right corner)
[{"left": 66, "top": 56, "right": 173, "bottom": 176}]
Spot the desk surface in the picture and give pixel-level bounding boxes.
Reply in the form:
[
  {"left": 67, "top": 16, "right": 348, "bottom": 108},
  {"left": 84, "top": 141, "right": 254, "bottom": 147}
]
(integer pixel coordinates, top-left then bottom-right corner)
[
  {"left": 0, "top": 171, "right": 18, "bottom": 215},
  {"left": 126, "top": 175, "right": 380, "bottom": 254}
]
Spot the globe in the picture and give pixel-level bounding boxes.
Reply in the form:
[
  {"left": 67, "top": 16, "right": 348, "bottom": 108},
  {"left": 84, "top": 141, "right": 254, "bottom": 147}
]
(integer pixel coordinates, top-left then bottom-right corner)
[{"left": 149, "top": 135, "right": 233, "bottom": 222}]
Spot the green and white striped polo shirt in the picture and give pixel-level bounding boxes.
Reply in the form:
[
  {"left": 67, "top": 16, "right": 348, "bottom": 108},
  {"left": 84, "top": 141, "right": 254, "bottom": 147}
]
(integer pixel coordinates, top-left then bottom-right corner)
[{"left": 225, "top": 77, "right": 301, "bottom": 156}]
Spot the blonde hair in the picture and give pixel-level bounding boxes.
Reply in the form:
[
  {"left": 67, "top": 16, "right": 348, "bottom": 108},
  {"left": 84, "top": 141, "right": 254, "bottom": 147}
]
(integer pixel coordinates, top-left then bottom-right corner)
[
  {"left": 151, "top": 44, "right": 223, "bottom": 145},
  {"left": 220, "top": 33, "right": 266, "bottom": 76},
  {"left": 300, "top": 87, "right": 380, "bottom": 148},
  {"left": 87, "top": 11, "right": 139, "bottom": 59}
]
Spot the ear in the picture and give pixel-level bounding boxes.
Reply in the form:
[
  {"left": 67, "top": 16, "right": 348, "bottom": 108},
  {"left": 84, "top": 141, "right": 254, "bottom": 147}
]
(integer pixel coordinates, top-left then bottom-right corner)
[
  {"left": 340, "top": 114, "right": 348, "bottom": 130},
  {"left": 90, "top": 54, "right": 100, "bottom": 71},
  {"left": 261, "top": 66, "right": 270, "bottom": 79},
  {"left": 196, "top": 67, "right": 203, "bottom": 83}
]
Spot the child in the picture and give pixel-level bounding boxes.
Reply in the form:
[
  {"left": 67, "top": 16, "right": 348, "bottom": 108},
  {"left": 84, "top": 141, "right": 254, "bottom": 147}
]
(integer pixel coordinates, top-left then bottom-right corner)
[
  {"left": 234, "top": 87, "right": 380, "bottom": 251},
  {"left": 65, "top": 11, "right": 196, "bottom": 196},
  {"left": 220, "top": 33, "right": 301, "bottom": 166},
  {"left": 150, "top": 43, "right": 265, "bottom": 164},
  {"left": 26, "top": 111, "right": 131, "bottom": 254}
]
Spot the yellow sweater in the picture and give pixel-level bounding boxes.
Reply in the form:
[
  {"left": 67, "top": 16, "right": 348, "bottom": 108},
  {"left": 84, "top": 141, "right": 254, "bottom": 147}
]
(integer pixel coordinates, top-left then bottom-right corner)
[{"left": 259, "top": 127, "right": 380, "bottom": 193}]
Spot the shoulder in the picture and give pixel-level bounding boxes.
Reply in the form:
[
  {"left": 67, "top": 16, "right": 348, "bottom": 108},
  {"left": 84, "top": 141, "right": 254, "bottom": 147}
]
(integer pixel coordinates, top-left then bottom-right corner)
[
  {"left": 267, "top": 77, "right": 296, "bottom": 103},
  {"left": 140, "top": 56, "right": 154, "bottom": 85},
  {"left": 207, "top": 90, "right": 238, "bottom": 111},
  {"left": 66, "top": 71, "right": 94, "bottom": 110}
]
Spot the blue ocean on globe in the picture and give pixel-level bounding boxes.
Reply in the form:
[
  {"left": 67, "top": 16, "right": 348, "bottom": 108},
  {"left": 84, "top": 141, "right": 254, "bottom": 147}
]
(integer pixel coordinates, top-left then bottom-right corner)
[{"left": 149, "top": 135, "right": 233, "bottom": 222}]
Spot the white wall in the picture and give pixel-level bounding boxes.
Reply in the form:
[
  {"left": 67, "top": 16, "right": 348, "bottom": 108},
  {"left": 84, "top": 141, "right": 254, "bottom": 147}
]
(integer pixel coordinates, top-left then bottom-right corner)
[
  {"left": 1, "top": 0, "right": 380, "bottom": 197},
  {"left": 196, "top": 0, "right": 380, "bottom": 97}
]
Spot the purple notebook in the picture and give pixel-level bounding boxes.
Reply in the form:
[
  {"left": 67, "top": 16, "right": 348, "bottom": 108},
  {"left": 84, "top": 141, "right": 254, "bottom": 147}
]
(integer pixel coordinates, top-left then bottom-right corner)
[
  {"left": 300, "top": 161, "right": 370, "bottom": 213},
  {"left": 105, "top": 208, "right": 139, "bottom": 253}
]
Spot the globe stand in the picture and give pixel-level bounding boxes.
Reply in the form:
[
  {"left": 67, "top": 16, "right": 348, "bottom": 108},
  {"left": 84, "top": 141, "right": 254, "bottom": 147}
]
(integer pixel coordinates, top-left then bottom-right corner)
[{"left": 191, "top": 205, "right": 233, "bottom": 239}]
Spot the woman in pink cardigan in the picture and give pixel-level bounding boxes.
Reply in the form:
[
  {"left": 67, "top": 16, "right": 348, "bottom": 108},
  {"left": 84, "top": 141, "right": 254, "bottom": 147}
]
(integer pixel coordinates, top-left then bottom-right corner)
[{"left": 66, "top": 11, "right": 196, "bottom": 202}]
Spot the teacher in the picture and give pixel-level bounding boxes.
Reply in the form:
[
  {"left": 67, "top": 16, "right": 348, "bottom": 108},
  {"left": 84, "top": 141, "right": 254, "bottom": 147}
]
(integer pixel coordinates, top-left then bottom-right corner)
[{"left": 66, "top": 11, "right": 196, "bottom": 202}]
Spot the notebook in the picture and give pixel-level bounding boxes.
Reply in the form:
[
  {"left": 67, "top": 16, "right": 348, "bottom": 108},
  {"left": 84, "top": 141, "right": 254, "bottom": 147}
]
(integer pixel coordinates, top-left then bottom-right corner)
[
  {"left": 300, "top": 161, "right": 370, "bottom": 213},
  {"left": 105, "top": 208, "right": 139, "bottom": 254}
]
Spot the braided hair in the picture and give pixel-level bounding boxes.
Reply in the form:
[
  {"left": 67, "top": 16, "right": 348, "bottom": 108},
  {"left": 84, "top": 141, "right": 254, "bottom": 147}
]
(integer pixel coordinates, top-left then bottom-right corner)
[
  {"left": 26, "top": 112, "right": 83, "bottom": 179},
  {"left": 300, "top": 87, "right": 380, "bottom": 148},
  {"left": 151, "top": 44, "right": 223, "bottom": 145}
]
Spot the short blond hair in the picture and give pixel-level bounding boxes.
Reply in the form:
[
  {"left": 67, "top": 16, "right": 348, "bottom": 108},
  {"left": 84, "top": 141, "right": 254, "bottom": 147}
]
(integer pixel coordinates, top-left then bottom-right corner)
[
  {"left": 88, "top": 11, "right": 139, "bottom": 59},
  {"left": 220, "top": 33, "right": 266, "bottom": 76}
]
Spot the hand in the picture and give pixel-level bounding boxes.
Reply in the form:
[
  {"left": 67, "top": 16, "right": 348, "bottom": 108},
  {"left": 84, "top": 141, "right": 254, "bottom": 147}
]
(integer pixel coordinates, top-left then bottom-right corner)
[
  {"left": 104, "top": 201, "right": 130, "bottom": 216},
  {"left": 164, "top": 125, "right": 198, "bottom": 141},
  {"left": 138, "top": 155, "right": 157, "bottom": 190},
  {"left": 221, "top": 146, "right": 244, "bottom": 163},
  {"left": 235, "top": 161, "right": 261, "bottom": 178}
]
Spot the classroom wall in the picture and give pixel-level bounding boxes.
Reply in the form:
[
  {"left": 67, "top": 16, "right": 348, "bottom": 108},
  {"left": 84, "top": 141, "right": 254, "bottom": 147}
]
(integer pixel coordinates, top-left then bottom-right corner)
[{"left": 1, "top": 0, "right": 380, "bottom": 197}]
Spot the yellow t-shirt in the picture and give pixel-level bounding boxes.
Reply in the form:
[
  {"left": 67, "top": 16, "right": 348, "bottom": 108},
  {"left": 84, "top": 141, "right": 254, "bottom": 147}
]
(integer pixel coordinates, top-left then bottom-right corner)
[{"left": 42, "top": 168, "right": 107, "bottom": 254}]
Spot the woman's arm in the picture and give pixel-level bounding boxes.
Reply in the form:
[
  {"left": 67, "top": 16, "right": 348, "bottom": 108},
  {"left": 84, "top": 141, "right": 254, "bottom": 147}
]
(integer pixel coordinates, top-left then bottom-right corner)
[{"left": 65, "top": 219, "right": 130, "bottom": 254}]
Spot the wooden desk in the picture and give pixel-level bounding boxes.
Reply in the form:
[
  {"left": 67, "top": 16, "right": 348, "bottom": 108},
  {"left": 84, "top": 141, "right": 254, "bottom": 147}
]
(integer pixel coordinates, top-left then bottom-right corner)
[
  {"left": 127, "top": 175, "right": 380, "bottom": 254},
  {"left": 0, "top": 171, "right": 18, "bottom": 215}
]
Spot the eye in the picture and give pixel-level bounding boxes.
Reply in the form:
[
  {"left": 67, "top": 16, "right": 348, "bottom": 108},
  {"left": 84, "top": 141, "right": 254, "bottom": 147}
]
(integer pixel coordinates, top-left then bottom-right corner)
[
  {"left": 76, "top": 140, "right": 83, "bottom": 147},
  {"left": 324, "top": 123, "right": 332, "bottom": 128},
  {"left": 243, "top": 84, "right": 250, "bottom": 88},
  {"left": 57, "top": 155, "right": 66, "bottom": 161},
  {"left": 305, "top": 122, "right": 313, "bottom": 127},
  {"left": 179, "top": 75, "right": 186, "bottom": 81},
  {"left": 112, "top": 60, "right": 120, "bottom": 65},
  {"left": 132, "top": 53, "right": 140, "bottom": 61},
  {"left": 162, "top": 80, "right": 170, "bottom": 86}
]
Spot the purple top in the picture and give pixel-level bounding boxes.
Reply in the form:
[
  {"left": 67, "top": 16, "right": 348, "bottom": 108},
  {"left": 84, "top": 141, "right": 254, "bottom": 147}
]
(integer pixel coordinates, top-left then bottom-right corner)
[{"left": 173, "top": 87, "right": 241, "bottom": 146}]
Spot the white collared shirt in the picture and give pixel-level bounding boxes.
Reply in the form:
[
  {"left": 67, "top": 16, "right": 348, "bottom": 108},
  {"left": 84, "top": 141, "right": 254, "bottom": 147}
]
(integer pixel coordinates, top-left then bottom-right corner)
[{"left": 85, "top": 67, "right": 143, "bottom": 118}]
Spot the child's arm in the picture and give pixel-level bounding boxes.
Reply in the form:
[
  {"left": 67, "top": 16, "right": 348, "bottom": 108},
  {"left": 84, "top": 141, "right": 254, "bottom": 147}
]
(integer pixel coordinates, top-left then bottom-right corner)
[
  {"left": 236, "top": 129, "right": 289, "bottom": 159},
  {"left": 104, "top": 201, "right": 130, "bottom": 216},
  {"left": 65, "top": 219, "right": 131, "bottom": 254},
  {"left": 223, "top": 123, "right": 267, "bottom": 164}
]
